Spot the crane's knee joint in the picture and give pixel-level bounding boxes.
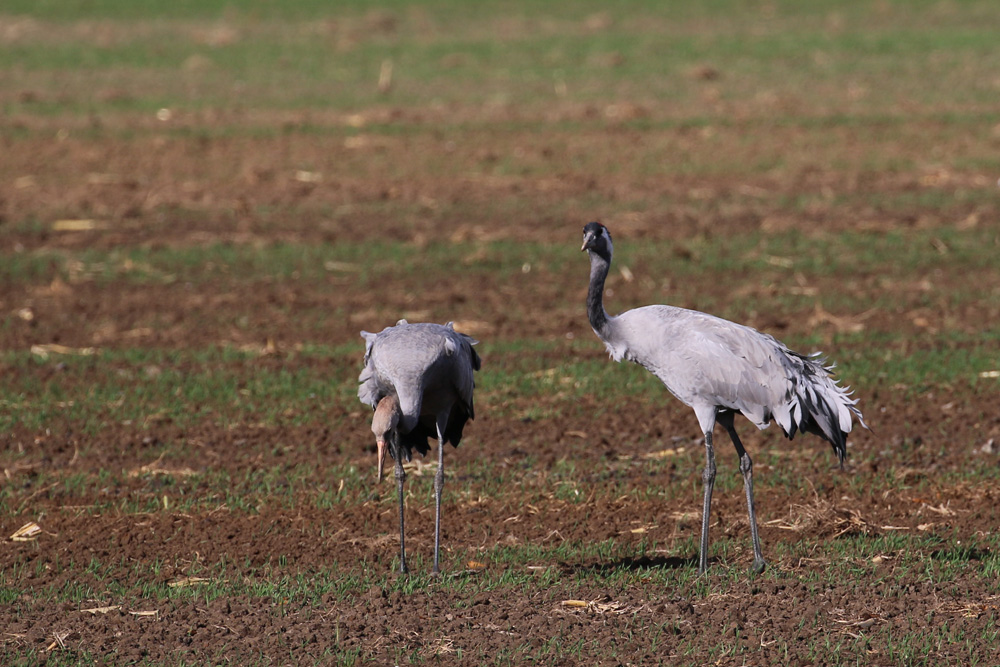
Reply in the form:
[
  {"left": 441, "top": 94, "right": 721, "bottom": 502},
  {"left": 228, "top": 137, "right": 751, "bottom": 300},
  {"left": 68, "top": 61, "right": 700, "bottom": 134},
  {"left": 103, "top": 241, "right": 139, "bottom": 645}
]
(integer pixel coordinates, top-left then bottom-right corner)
[
  {"left": 739, "top": 453, "right": 753, "bottom": 476},
  {"left": 702, "top": 462, "right": 716, "bottom": 484}
]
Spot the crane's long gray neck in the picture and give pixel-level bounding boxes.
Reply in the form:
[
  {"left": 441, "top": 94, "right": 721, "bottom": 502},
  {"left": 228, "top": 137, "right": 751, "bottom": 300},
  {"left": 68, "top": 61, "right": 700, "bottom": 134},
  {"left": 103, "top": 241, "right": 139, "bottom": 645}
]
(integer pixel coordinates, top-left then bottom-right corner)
[{"left": 587, "top": 248, "right": 612, "bottom": 336}]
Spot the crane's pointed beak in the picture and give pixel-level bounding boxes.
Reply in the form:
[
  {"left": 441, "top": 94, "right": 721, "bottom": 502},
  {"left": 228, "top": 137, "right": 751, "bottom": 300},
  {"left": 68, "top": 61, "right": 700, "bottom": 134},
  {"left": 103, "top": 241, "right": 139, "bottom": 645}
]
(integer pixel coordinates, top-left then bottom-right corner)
[
  {"left": 581, "top": 233, "right": 593, "bottom": 252},
  {"left": 376, "top": 438, "right": 388, "bottom": 482}
]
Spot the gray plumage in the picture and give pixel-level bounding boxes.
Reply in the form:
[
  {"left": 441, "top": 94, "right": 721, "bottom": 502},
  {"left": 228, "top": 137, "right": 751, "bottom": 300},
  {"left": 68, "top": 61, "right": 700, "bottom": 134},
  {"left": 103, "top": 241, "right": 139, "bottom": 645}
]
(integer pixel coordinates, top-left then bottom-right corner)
[
  {"left": 581, "top": 221, "right": 867, "bottom": 575},
  {"left": 358, "top": 319, "right": 481, "bottom": 574}
]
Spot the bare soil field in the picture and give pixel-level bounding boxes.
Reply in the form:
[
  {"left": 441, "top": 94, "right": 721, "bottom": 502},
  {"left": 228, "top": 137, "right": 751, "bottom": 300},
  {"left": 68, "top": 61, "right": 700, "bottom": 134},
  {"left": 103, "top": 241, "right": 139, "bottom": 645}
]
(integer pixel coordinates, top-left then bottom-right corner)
[
  {"left": 3, "top": 113, "right": 999, "bottom": 665},
  {"left": 2, "top": 3, "right": 1000, "bottom": 665}
]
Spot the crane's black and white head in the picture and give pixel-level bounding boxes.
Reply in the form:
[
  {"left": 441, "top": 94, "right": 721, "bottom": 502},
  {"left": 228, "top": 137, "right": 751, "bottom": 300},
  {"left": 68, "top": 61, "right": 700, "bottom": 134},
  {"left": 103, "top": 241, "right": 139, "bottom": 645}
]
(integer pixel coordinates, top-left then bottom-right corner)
[{"left": 581, "top": 221, "right": 613, "bottom": 261}]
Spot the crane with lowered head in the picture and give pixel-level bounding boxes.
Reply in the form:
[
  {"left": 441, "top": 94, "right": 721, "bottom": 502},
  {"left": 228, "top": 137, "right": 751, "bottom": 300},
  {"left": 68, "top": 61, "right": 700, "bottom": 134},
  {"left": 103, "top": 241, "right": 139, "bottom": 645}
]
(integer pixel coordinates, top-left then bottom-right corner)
[{"left": 358, "top": 320, "right": 481, "bottom": 575}]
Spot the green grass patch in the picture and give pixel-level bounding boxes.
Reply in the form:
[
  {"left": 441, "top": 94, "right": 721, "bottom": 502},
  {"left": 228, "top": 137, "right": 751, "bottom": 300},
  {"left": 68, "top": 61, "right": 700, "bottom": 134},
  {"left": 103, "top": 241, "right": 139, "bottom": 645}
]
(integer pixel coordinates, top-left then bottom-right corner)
[
  {"left": 1, "top": 323, "right": 997, "bottom": 433},
  {"left": 4, "top": 1, "right": 1000, "bottom": 115},
  {"left": 4, "top": 225, "right": 998, "bottom": 294}
]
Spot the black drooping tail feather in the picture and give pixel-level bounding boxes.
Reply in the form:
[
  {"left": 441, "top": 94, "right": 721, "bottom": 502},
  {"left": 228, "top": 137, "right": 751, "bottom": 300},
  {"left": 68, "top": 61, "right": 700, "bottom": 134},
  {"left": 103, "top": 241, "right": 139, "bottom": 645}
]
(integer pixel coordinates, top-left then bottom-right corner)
[
  {"left": 391, "top": 400, "right": 475, "bottom": 464},
  {"left": 774, "top": 352, "right": 868, "bottom": 467}
]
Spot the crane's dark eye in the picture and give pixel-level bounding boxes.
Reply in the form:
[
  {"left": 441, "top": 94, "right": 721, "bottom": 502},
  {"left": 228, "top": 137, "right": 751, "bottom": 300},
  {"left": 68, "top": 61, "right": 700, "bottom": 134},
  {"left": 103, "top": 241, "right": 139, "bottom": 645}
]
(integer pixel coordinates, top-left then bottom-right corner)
[{"left": 583, "top": 221, "right": 604, "bottom": 238}]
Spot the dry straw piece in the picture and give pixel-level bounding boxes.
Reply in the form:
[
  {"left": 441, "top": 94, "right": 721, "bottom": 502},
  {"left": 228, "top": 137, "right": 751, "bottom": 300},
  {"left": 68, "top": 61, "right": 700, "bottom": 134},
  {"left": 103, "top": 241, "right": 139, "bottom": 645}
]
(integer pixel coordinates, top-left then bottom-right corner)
[
  {"left": 10, "top": 522, "right": 42, "bottom": 542},
  {"left": 167, "top": 577, "right": 211, "bottom": 588}
]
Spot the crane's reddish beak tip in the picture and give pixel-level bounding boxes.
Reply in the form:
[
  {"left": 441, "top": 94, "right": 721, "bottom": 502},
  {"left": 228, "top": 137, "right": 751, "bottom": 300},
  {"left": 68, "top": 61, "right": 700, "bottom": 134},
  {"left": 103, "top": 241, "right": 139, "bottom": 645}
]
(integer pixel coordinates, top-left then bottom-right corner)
[{"left": 376, "top": 439, "right": 387, "bottom": 482}]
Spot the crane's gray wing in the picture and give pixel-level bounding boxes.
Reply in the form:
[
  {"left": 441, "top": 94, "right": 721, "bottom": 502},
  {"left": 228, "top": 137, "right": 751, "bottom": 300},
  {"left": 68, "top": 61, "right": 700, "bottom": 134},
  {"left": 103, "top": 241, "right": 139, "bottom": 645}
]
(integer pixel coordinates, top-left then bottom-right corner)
[
  {"left": 357, "top": 323, "right": 420, "bottom": 411},
  {"left": 360, "top": 321, "right": 482, "bottom": 451},
  {"left": 671, "top": 320, "right": 861, "bottom": 441},
  {"left": 358, "top": 330, "right": 384, "bottom": 409},
  {"left": 442, "top": 327, "right": 481, "bottom": 419},
  {"left": 615, "top": 305, "right": 862, "bottom": 449},
  {"left": 361, "top": 330, "right": 377, "bottom": 365},
  {"left": 614, "top": 306, "right": 795, "bottom": 428},
  {"left": 431, "top": 326, "right": 480, "bottom": 445},
  {"left": 357, "top": 321, "right": 480, "bottom": 419}
]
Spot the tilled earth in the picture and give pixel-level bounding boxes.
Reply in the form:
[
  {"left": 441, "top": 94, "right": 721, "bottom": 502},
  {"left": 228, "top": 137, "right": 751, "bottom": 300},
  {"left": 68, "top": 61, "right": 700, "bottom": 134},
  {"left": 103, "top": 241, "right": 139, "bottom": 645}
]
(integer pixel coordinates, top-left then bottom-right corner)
[{"left": 2, "top": 120, "right": 999, "bottom": 665}]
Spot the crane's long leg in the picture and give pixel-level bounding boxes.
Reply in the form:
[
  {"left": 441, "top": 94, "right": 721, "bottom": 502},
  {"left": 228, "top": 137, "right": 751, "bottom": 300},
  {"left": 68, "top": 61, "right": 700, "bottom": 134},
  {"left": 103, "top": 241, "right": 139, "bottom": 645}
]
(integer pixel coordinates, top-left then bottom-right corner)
[
  {"left": 432, "top": 423, "right": 446, "bottom": 575},
  {"left": 699, "top": 430, "right": 717, "bottom": 575},
  {"left": 719, "top": 412, "right": 766, "bottom": 575},
  {"left": 394, "top": 454, "right": 408, "bottom": 574}
]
